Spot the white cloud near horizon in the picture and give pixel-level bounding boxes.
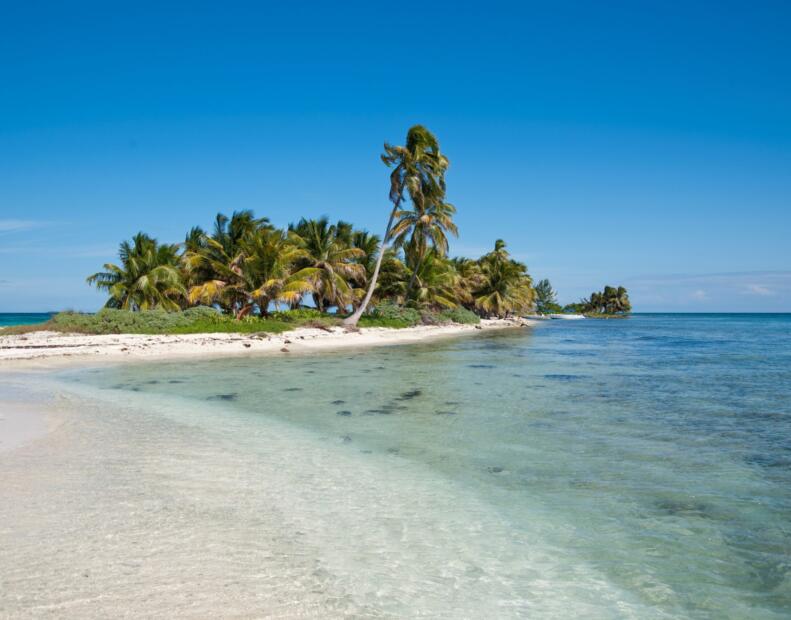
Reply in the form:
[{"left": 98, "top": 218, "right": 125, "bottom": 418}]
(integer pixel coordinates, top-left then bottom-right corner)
[
  {"left": 743, "top": 284, "right": 775, "bottom": 296},
  {"left": 623, "top": 270, "right": 791, "bottom": 311}
]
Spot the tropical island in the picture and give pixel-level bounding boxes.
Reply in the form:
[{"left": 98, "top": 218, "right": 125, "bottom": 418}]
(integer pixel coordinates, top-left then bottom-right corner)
[
  {"left": 535, "top": 280, "right": 632, "bottom": 318},
  {"left": 1, "top": 125, "right": 630, "bottom": 359}
]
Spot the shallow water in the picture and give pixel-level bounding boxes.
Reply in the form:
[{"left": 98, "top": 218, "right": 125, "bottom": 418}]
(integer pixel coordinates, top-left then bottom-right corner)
[{"left": 1, "top": 314, "right": 790, "bottom": 618}]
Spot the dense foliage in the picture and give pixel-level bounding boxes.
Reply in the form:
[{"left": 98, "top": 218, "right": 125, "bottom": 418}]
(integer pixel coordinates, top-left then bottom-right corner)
[
  {"left": 534, "top": 279, "right": 562, "bottom": 314},
  {"left": 87, "top": 125, "right": 538, "bottom": 321},
  {"left": 566, "top": 286, "right": 632, "bottom": 315}
]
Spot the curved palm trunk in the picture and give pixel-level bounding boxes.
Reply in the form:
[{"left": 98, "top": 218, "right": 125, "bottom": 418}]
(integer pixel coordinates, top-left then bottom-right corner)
[
  {"left": 406, "top": 252, "right": 423, "bottom": 297},
  {"left": 405, "top": 233, "right": 429, "bottom": 298},
  {"left": 342, "top": 205, "right": 398, "bottom": 326}
]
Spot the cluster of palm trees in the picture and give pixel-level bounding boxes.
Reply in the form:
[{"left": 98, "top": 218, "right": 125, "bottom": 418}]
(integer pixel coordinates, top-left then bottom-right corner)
[
  {"left": 580, "top": 286, "right": 631, "bottom": 315},
  {"left": 88, "top": 126, "right": 536, "bottom": 320}
]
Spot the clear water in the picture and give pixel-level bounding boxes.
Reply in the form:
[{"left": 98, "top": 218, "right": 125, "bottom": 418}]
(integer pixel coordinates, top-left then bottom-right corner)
[
  {"left": 0, "top": 312, "right": 52, "bottom": 327},
  {"left": 1, "top": 314, "right": 789, "bottom": 618}
]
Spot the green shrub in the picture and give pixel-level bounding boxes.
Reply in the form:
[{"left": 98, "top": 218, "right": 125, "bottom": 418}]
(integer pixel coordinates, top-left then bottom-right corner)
[
  {"left": 438, "top": 307, "right": 480, "bottom": 325},
  {"left": 419, "top": 310, "right": 441, "bottom": 325},
  {"left": 45, "top": 307, "right": 292, "bottom": 335},
  {"left": 268, "top": 308, "right": 325, "bottom": 322},
  {"left": 357, "top": 316, "right": 413, "bottom": 329},
  {"left": 15, "top": 303, "right": 480, "bottom": 336},
  {"left": 369, "top": 302, "right": 421, "bottom": 326}
]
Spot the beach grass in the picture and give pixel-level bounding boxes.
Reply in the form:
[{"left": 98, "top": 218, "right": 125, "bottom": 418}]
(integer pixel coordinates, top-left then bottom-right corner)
[
  {"left": 1, "top": 305, "right": 481, "bottom": 336},
  {"left": 2, "top": 308, "right": 292, "bottom": 336}
]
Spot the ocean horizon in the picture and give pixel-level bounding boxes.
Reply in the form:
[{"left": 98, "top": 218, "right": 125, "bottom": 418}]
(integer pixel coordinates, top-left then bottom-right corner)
[
  {"left": 0, "top": 312, "right": 54, "bottom": 327},
  {"left": 2, "top": 311, "right": 790, "bottom": 328}
]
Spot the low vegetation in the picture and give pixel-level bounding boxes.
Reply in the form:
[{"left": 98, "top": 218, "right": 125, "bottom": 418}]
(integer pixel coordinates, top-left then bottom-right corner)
[
  {"left": 2, "top": 304, "right": 482, "bottom": 336},
  {"left": 3, "top": 308, "right": 291, "bottom": 335}
]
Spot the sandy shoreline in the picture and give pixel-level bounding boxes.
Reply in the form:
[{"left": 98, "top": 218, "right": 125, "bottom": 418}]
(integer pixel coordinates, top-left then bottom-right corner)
[
  {"left": 0, "top": 318, "right": 533, "bottom": 367},
  {"left": 0, "top": 319, "right": 532, "bottom": 453}
]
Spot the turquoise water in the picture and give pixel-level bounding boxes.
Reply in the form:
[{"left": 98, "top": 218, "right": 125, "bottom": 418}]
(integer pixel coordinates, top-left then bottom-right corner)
[
  {"left": 2, "top": 314, "right": 790, "bottom": 617},
  {"left": 0, "top": 312, "right": 52, "bottom": 327}
]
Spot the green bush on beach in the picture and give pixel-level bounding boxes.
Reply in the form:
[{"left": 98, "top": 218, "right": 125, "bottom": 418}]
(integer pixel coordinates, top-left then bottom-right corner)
[
  {"left": 437, "top": 307, "right": 480, "bottom": 325},
  {"left": 3, "top": 304, "right": 481, "bottom": 336},
  {"left": 368, "top": 302, "right": 422, "bottom": 326},
  {"left": 360, "top": 303, "right": 480, "bottom": 328},
  {"left": 22, "top": 308, "right": 292, "bottom": 335}
]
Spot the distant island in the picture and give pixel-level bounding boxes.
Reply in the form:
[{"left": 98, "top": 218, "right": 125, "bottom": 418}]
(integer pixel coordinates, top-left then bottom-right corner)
[{"left": 535, "top": 280, "right": 631, "bottom": 318}]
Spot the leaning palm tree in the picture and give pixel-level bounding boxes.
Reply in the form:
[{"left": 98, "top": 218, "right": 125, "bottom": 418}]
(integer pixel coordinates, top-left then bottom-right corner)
[
  {"left": 344, "top": 124, "right": 449, "bottom": 326},
  {"left": 347, "top": 230, "right": 381, "bottom": 309},
  {"left": 87, "top": 233, "right": 186, "bottom": 310},
  {"left": 290, "top": 217, "right": 364, "bottom": 313}
]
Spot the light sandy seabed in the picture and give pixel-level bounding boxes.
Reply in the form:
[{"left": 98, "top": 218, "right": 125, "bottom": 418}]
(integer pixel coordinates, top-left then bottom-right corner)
[
  {"left": 0, "top": 318, "right": 530, "bottom": 454},
  {"left": 0, "top": 401, "right": 61, "bottom": 454},
  {"left": 0, "top": 318, "right": 540, "bottom": 618}
]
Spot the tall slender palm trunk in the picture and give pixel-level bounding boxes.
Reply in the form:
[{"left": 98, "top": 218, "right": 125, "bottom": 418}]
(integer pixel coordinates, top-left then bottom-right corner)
[
  {"left": 405, "top": 240, "right": 428, "bottom": 297},
  {"left": 342, "top": 203, "right": 399, "bottom": 326}
]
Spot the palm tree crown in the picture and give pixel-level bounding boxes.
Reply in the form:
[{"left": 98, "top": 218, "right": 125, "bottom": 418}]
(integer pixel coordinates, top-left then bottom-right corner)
[
  {"left": 289, "top": 217, "right": 364, "bottom": 312},
  {"left": 87, "top": 233, "right": 185, "bottom": 311}
]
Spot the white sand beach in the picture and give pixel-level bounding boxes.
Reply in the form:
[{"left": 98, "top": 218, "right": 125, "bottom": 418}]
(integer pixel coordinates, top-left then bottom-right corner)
[{"left": 0, "top": 318, "right": 533, "bottom": 366}]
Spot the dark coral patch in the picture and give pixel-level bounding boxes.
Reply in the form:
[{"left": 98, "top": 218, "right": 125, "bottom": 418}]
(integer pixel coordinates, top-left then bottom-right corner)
[{"left": 207, "top": 393, "right": 238, "bottom": 401}]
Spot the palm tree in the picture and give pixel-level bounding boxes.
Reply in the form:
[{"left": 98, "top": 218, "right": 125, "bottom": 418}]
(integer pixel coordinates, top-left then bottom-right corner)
[
  {"left": 347, "top": 230, "right": 381, "bottom": 309},
  {"left": 373, "top": 251, "right": 409, "bottom": 304},
  {"left": 212, "top": 210, "right": 270, "bottom": 256},
  {"left": 392, "top": 198, "right": 458, "bottom": 294},
  {"left": 352, "top": 230, "right": 381, "bottom": 279},
  {"left": 614, "top": 286, "right": 631, "bottom": 313},
  {"left": 472, "top": 240, "right": 534, "bottom": 318},
  {"left": 87, "top": 233, "right": 186, "bottom": 310},
  {"left": 407, "top": 250, "right": 459, "bottom": 309},
  {"left": 240, "top": 228, "right": 317, "bottom": 316},
  {"left": 344, "top": 124, "right": 449, "bottom": 326},
  {"left": 289, "top": 217, "right": 364, "bottom": 313},
  {"left": 187, "top": 228, "right": 315, "bottom": 318},
  {"left": 450, "top": 257, "right": 484, "bottom": 309}
]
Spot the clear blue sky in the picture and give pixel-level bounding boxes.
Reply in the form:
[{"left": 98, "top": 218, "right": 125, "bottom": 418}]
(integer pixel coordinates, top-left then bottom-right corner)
[{"left": 1, "top": 1, "right": 789, "bottom": 312}]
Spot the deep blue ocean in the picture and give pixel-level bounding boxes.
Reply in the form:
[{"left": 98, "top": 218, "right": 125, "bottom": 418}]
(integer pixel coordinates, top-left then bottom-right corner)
[{"left": 0, "top": 312, "right": 53, "bottom": 327}]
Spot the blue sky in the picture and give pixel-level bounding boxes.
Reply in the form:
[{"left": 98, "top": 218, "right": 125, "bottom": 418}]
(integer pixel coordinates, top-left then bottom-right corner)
[{"left": 1, "top": 1, "right": 789, "bottom": 312}]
